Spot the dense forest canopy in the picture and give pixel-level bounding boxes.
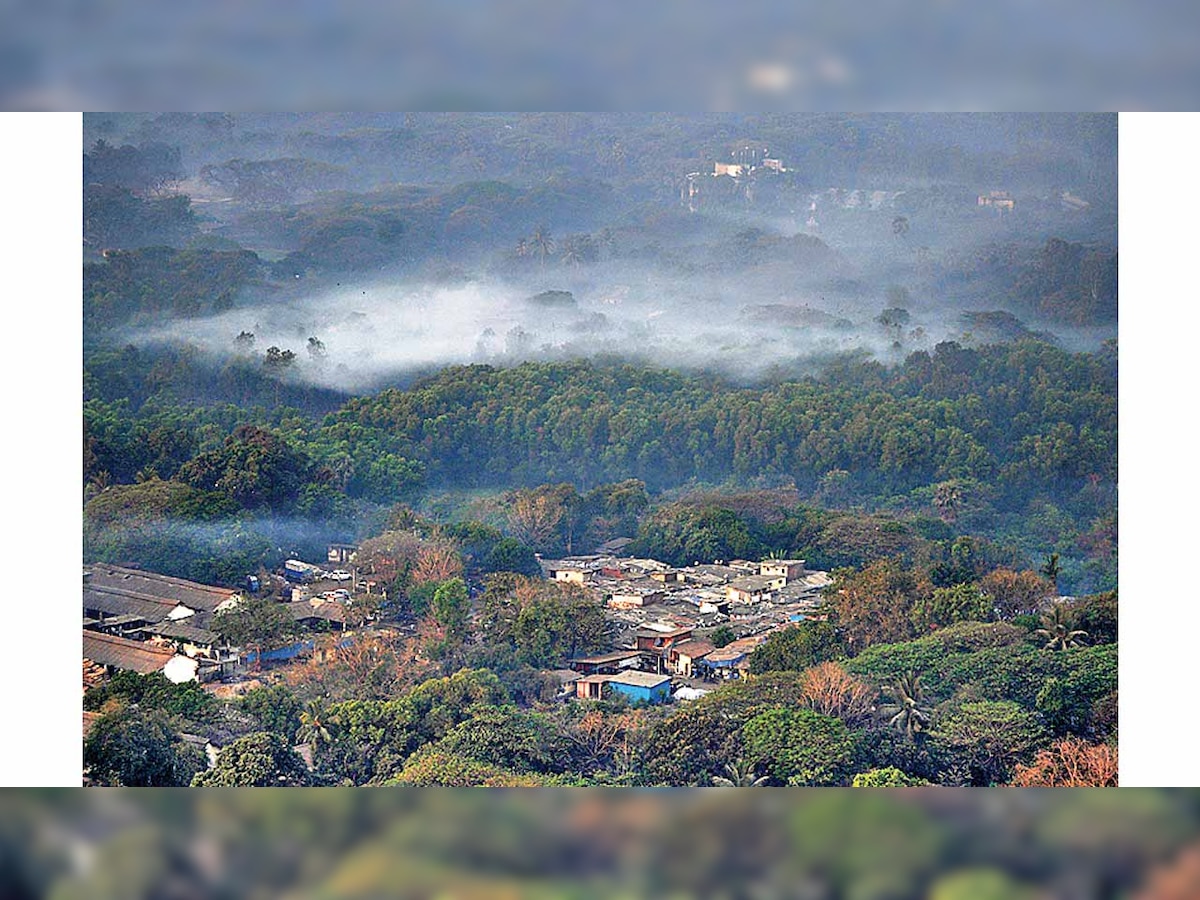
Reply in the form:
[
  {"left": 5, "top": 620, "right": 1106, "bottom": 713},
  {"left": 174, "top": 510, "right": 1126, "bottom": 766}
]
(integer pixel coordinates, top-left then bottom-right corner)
[{"left": 81, "top": 113, "right": 1117, "bottom": 788}]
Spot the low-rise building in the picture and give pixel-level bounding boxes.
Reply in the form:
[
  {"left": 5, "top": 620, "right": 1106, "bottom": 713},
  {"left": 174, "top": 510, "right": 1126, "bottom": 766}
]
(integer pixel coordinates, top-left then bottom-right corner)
[
  {"left": 668, "top": 639, "right": 716, "bottom": 678},
  {"left": 608, "top": 589, "right": 666, "bottom": 609},
  {"left": 726, "top": 575, "right": 775, "bottom": 604},
  {"left": 607, "top": 671, "right": 672, "bottom": 704},
  {"left": 569, "top": 650, "right": 644, "bottom": 676},
  {"left": 83, "top": 630, "right": 200, "bottom": 683},
  {"left": 327, "top": 543, "right": 358, "bottom": 565},
  {"left": 575, "top": 671, "right": 672, "bottom": 704},
  {"left": 759, "top": 559, "right": 806, "bottom": 582}
]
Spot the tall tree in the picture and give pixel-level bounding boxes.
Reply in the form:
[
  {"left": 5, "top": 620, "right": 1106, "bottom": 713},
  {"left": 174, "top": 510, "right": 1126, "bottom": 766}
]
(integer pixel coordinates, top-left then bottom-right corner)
[
  {"left": 192, "top": 732, "right": 312, "bottom": 786},
  {"left": 529, "top": 225, "right": 555, "bottom": 271},
  {"left": 833, "top": 560, "right": 929, "bottom": 652}
]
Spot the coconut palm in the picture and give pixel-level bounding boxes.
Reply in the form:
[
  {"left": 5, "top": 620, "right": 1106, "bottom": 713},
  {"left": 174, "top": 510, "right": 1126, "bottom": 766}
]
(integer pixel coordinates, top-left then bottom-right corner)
[
  {"left": 529, "top": 225, "right": 555, "bottom": 271},
  {"left": 560, "top": 236, "right": 585, "bottom": 268},
  {"left": 297, "top": 700, "right": 336, "bottom": 753},
  {"left": 711, "top": 760, "right": 769, "bottom": 787},
  {"left": 881, "top": 672, "right": 931, "bottom": 741},
  {"left": 1036, "top": 605, "right": 1088, "bottom": 651}
]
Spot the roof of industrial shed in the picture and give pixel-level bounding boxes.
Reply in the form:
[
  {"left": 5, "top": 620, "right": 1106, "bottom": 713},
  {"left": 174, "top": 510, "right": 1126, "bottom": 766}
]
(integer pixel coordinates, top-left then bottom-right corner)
[
  {"left": 83, "top": 631, "right": 177, "bottom": 674},
  {"left": 84, "top": 565, "right": 233, "bottom": 613}
]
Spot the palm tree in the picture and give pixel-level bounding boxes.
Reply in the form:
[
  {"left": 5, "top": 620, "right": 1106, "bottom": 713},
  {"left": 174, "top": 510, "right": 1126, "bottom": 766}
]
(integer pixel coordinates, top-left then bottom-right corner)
[
  {"left": 297, "top": 700, "right": 336, "bottom": 754},
  {"left": 1041, "top": 552, "right": 1061, "bottom": 589},
  {"left": 711, "top": 760, "right": 769, "bottom": 787},
  {"left": 933, "top": 481, "right": 962, "bottom": 524},
  {"left": 560, "top": 236, "right": 586, "bottom": 269},
  {"left": 881, "top": 672, "right": 931, "bottom": 741},
  {"left": 1036, "top": 605, "right": 1088, "bottom": 651},
  {"left": 530, "top": 225, "right": 555, "bottom": 271}
]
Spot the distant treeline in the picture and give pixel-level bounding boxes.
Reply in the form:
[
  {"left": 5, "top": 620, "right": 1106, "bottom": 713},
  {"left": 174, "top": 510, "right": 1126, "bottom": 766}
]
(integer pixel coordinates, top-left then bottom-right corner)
[
  {"left": 84, "top": 339, "right": 1116, "bottom": 592},
  {"left": 334, "top": 341, "right": 1114, "bottom": 501}
]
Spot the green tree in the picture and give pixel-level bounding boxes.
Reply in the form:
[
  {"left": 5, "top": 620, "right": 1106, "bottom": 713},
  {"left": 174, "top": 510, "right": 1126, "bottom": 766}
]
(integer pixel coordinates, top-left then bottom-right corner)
[
  {"left": 929, "top": 869, "right": 1038, "bottom": 900},
  {"left": 932, "top": 480, "right": 962, "bottom": 524},
  {"left": 297, "top": 699, "right": 336, "bottom": 754},
  {"left": 483, "top": 538, "right": 542, "bottom": 576},
  {"left": 749, "top": 620, "right": 843, "bottom": 674},
  {"left": 1068, "top": 591, "right": 1117, "bottom": 644},
  {"left": 910, "top": 583, "right": 992, "bottom": 632},
  {"left": 238, "top": 684, "right": 302, "bottom": 743},
  {"left": 933, "top": 700, "right": 1048, "bottom": 785},
  {"left": 786, "top": 792, "right": 946, "bottom": 899},
  {"left": 84, "top": 707, "right": 200, "bottom": 787},
  {"left": 711, "top": 760, "right": 769, "bottom": 787},
  {"left": 212, "top": 596, "right": 296, "bottom": 665},
  {"left": 529, "top": 224, "right": 555, "bottom": 270},
  {"left": 709, "top": 625, "right": 736, "bottom": 648},
  {"left": 852, "top": 767, "right": 931, "bottom": 787},
  {"left": 639, "top": 673, "right": 807, "bottom": 786},
  {"left": 742, "top": 707, "right": 858, "bottom": 786},
  {"left": 177, "top": 424, "right": 311, "bottom": 512},
  {"left": 83, "top": 670, "right": 213, "bottom": 720},
  {"left": 425, "top": 706, "right": 573, "bottom": 774},
  {"left": 192, "top": 732, "right": 312, "bottom": 786},
  {"left": 1041, "top": 551, "right": 1062, "bottom": 587},
  {"left": 431, "top": 577, "right": 470, "bottom": 642}
]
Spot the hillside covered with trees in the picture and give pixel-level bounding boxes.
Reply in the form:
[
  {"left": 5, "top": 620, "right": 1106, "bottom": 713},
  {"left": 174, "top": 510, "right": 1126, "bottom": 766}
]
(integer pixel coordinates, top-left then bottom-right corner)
[{"left": 80, "top": 113, "right": 1118, "bottom": 788}]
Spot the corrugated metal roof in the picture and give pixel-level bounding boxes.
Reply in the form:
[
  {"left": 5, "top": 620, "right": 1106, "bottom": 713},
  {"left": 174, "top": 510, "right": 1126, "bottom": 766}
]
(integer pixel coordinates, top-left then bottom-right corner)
[
  {"left": 84, "top": 586, "right": 183, "bottom": 622},
  {"left": 570, "top": 650, "right": 644, "bottom": 665},
  {"left": 84, "top": 565, "right": 233, "bottom": 613},
  {"left": 83, "top": 631, "right": 176, "bottom": 674},
  {"left": 143, "top": 621, "right": 221, "bottom": 645},
  {"left": 286, "top": 600, "right": 348, "bottom": 623}
]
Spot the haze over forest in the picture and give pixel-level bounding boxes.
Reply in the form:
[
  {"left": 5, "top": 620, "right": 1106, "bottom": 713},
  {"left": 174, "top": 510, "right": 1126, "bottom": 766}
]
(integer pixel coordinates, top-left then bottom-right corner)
[
  {"left": 80, "top": 113, "right": 1120, "bottom": 790},
  {"left": 85, "top": 113, "right": 1115, "bottom": 389},
  {"left": 84, "top": 112, "right": 1117, "bottom": 593}
]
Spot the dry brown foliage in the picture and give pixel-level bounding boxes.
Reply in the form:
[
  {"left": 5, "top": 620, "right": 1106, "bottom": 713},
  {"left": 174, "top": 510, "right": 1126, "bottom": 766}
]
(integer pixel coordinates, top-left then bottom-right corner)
[
  {"left": 833, "top": 559, "right": 931, "bottom": 650},
  {"left": 283, "top": 631, "right": 433, "bottom": 701},
  {"left": 566, "top": 709, "right": 644, "bottom": 772},
  {"left": 980, "top": 567, "right": 1055, "bottom": 619},
  {"left": 411, "top": 541, "right": 465, "bottom": 585},
  {"left": 507, "top": 491, "right": 565, "bottom": 550},
  {"left": 799, "top": 661, "right": 877, "bottom": 724},
  {"left": 1009, "top": 736, "right": 1118, "bottom": 787},
  {"left": 355, "top": 531, "right": 426, "bottom": 583}
]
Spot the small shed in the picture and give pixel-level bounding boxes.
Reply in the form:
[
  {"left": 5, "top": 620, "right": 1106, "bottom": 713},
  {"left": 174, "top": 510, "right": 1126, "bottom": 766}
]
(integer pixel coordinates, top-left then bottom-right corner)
[
  {"left": 607, "top": 671, "right": 672, "bottom": 704},
  {"left": 698, "top": 645, "right": 748, "bottom": 680}
]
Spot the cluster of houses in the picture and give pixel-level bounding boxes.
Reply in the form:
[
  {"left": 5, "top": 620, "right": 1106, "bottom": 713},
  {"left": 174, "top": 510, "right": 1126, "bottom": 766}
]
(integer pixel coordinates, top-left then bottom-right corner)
[
  {"left": 83, "top": 545, "right": 828, "bottom": 711},
  {"left": 83, "top": 565, "right": 244, "bottom": 685},
  {"left": 82, "top": 551, "right": 364, "bottom": 688},
  {"left": 542, "top": 553, "right": 831, "bottom": 705}
]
